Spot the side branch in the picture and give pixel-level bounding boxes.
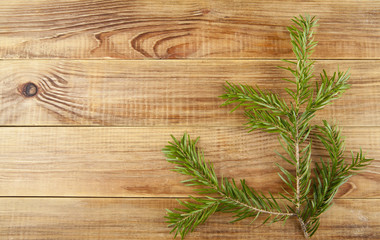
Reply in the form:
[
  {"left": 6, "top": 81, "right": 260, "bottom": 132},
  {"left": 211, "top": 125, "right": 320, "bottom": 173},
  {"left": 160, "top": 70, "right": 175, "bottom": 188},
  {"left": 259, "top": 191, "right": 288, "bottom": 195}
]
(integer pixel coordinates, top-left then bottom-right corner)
[
  {"left": 164, "top": 133, "right": 293, "bottom": 234},
  {"left": 223, "top": 194, "right": 295, "bottom": 217}
]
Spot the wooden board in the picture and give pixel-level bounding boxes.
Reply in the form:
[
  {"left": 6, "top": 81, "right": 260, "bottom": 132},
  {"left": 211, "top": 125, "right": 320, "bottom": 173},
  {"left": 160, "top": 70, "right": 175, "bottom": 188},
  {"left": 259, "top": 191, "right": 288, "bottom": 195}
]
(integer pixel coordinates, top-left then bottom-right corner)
[
  {"left": 0, "top": 126, "right": 378, "bottom": 198},
  {"left": 0, "top": 198, "right": 378, "bottom": 240},
  {"left": 0, "top": 0, "right": 379, "bottom": 59},
  {"left": 1, "top": 60, "right": 380, "bottom": 126},
  {"left": 0, "top": 1, "right": 379, "bottom": 239}
]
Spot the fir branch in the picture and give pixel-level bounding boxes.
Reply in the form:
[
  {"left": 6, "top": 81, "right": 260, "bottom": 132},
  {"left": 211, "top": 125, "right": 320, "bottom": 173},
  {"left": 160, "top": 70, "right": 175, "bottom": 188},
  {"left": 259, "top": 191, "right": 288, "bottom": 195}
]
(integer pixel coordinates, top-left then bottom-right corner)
[
  {"left": 279, "top": 15, "right": 318, "bottom": 107},
  {"left": 219, "top": 178, "right": 294, "bottom": 223},
  {"left": 221, "top": 82, "right": 289, "bottom": 115},
  {"left": 221, "top": 83, "right": 292, "bottom": 134},
  {"left": 307, "top": 69, "right": 351, "bottom": 112},
  {"left": 301, "top": 121, "right": 373, "bottom": 237},
  {"left": 164, "top": 14, "right": 373, "bottom": 239},
  {"left": 163, "top": 133, "right": 294, "bottom": 239},
  {"left": 244, "top": 109, "right": 292, "bottom": 134},
  {"left": 276, "top": 15, "right": 318, "bottom": 225},
  {"left": 166, "top": 197, "right": 220, "bottom": 239}
]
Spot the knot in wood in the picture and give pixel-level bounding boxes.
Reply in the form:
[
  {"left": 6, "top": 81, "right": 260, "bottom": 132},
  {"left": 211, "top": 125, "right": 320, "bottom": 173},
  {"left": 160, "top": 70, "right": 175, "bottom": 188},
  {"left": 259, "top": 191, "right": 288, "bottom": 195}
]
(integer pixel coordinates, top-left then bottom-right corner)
[{"left": 22, "top": 82, "right": 38, "bottom": 97}]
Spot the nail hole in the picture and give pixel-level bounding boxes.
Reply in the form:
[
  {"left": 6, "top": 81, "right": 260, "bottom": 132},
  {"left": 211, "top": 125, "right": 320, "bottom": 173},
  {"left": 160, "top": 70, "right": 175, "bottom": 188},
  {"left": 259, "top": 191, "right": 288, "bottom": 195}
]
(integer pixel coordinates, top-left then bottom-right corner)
[{"left": 22, "top": 82, "right": 38, "bottom": 97}]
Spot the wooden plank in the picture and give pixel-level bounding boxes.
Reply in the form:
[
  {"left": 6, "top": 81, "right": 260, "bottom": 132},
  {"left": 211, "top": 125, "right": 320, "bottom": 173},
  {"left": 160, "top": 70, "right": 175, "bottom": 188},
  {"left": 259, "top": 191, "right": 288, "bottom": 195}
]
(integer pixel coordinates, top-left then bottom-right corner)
[
  {"left": 0, "top": 126, "right": 378, "bottom": 198},
  {"left": 0, "top": 198, "right": 378, "bottom": 239},
  {"left": 0, "top": 0, "right": 379, "bottom": 59},
  {"left": 1, "top": 60, "right": 380, "bottom": 126}
]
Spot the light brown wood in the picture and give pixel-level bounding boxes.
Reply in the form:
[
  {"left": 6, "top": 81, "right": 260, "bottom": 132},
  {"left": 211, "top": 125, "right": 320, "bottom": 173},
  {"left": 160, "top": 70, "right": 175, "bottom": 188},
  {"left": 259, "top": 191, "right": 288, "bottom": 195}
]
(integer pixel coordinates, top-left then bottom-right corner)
[
  {"left": 0, "top": 0, "right": 379, "bottom": 59},
  {"left": 0, "top": 1, "right": 378, "bottom": 239},
  {"left": 0, "top": 198, "right": 378, "bottom": 240},
  {"left": 1, "top": 60, "right": 380, "bottom": 126},
  {"left": 0, "top": 126, "right": 378, "bottom": 198}
]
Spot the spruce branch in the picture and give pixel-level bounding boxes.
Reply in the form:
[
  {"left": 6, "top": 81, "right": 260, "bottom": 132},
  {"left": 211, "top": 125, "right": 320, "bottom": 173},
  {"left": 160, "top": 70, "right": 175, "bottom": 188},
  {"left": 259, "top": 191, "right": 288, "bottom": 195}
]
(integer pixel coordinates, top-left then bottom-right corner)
[
  {"left": 163, "top": 133, "right": 293, "bottom": 239},
  {"left": 307, "top": 69, "right": 351, "bottom": 113},
  {"left": 221, "top": 82, "right": 290, "bottom": 115},
  {"left": 164, "top": 14, "right": 373, "bottom": 239},
  {"left": 166, "top": 197, "right": 220, "bottom": 239},
  {"left": 301, "top": 121, "right": 373, "bottom": 237}
]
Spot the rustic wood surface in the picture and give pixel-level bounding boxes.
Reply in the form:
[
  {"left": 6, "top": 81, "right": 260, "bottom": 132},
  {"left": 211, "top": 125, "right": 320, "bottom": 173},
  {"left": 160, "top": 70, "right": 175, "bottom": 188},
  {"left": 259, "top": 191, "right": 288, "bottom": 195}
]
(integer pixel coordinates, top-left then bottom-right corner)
[
  {"left": 0, "top": 0, "right": 379, "bottom": 239},
  {"left": 0, "top": 198, "right": 378, "bottom": 240},
  {"left": 0, "top": 0, "right": 379, "bottom": 59},
  {"left": 0, "top": 126, "right": 378, "bottom": 199},
  {"left": 1, "top": 60, "right": 380, "bottom": 126}
]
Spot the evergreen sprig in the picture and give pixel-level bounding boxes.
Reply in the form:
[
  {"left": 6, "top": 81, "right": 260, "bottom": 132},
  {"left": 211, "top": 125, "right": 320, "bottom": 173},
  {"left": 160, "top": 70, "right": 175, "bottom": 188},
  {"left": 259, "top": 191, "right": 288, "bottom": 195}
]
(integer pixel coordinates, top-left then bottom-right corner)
[
  {"left": 163, "top": 134, "right": 293, "bottom": 239},
  {"left": 163, "top": 14, "right": 373, "bottom": 239}
]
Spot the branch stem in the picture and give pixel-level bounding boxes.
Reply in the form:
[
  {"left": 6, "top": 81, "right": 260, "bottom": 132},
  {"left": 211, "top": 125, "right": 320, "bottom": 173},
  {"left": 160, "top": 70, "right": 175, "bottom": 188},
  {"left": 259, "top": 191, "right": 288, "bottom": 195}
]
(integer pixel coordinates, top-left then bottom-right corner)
[
  {"left": 295, "top": 135, "right": 300, "bottom": 211},
  {"left": 298, "top": 216, "right": 310, "bottom": 239},
  {"left": 222, "top": 195, "right": 295, "bottom": 217},
  {"left": 295, "top": 68, "right": 304, "bottom": 235},
  {"left": 175, "top": 201, "right": 220, "bottom": 225},
  {"left": 186, "top": 152, "right": 294, "bottom": 217}
]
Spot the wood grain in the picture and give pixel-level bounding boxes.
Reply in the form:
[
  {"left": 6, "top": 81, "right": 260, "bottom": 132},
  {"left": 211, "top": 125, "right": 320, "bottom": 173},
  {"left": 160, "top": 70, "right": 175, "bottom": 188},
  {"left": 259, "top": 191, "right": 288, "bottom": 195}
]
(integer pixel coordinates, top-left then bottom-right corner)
[
  {"left": 0, "top": 0, "right": 379, "bottom": 59},
  {"left": 0, "top": 198, "right": 378, "bottom": 239},
  {"left": 1, "top": 60, "right": 380, "bottom": 126},
  {"left": 0, "top": 126, "right": 378, "bottom": 198},
  {"left": 0, "top": 1, "right": 378, "bottom": 239}
]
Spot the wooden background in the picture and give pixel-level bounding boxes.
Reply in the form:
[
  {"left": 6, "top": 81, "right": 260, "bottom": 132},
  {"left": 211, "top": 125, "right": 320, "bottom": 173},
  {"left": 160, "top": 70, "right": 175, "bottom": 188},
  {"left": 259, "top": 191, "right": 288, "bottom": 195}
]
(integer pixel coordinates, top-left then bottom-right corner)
[{"left": 0, "top": 0, "right": 379, "bottom": 239}]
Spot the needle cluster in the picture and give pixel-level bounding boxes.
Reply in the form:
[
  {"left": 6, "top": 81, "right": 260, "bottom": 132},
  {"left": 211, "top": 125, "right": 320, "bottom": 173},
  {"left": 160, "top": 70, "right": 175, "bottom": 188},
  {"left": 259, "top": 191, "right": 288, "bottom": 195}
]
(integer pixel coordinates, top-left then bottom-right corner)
[{"left": 163, "top": 14, "right": 372, "bottom": 239}]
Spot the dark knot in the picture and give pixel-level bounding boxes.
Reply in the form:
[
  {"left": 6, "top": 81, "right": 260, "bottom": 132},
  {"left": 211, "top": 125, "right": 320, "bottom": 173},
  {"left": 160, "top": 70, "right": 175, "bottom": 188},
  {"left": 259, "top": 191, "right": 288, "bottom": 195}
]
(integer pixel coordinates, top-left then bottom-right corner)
[{"left": 22, "top": 82, "right": 38, "bottom": 97}]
